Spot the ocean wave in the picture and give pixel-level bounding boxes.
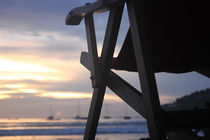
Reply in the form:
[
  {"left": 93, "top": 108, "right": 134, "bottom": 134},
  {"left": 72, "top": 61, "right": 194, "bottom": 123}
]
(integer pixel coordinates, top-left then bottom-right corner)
[
  {"left": 0, "top": 119, "right": 148, "bottom": 136},
  {"left": 0, "top": 126, "right": 147, "bottom": 136},
  {"left": 0, "top": 120, "right": 146, "bottom": 128}
]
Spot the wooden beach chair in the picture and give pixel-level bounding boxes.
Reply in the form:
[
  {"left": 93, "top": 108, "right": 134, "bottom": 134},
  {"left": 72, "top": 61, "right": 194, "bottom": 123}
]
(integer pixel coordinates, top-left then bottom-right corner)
[{"left": 66, "top": 0, "right": 210, "bottom": 139}]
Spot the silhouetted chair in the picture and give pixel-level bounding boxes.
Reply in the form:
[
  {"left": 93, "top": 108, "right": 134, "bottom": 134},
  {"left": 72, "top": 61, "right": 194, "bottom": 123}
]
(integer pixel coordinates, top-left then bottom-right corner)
[{"left": 66, "top": 0, "right": 210, "bottom": 139}]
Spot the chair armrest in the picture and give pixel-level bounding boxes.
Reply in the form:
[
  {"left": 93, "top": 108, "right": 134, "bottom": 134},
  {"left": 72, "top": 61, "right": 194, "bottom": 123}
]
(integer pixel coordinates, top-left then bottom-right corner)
[{"left": 65, "top": 0, "right": 123, "bottom": 25}]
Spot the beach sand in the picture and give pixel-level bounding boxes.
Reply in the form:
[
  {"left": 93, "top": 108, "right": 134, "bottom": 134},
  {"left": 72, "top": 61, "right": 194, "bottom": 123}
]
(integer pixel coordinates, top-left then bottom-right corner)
[{"left": 0, "top": 134, "right": 148, "bottom": 140}]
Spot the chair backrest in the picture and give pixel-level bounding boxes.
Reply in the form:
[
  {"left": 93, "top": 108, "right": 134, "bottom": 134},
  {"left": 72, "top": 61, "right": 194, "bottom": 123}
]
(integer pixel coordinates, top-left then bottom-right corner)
[{"left": 113, "top": 0, "right": 209, "bottom": 73}]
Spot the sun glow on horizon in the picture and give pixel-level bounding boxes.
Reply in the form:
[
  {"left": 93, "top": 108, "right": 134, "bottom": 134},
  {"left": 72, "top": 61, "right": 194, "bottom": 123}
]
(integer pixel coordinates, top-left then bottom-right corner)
[
  {"left": 0, "top": 58, "right": 56, "bottom": 72},
  {"left": 1, "top": 84, "right": 25, "bottom": 88},
  {"left": 0, "top": 94, "right": 11, "bottom": 100},
  {"left": 40, "top": 92, "right": 92, "bottom": 99},
  {"left": 0, "top": 73, "right": 61, "bottom": 81},
  {"left": 0, "top": 88, "right": 39, "bottom": 94},
  {"left": 0, "top": 57, "right": 67, "bottom": 81},
  {"left": 39, "top": 91, "right": 123, "bottom": 101}
]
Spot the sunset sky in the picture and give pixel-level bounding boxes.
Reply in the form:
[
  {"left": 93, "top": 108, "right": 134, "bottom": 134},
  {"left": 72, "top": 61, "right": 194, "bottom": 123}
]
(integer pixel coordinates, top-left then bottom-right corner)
[{"left": 0, "top": 0, "right": 209, "bottom": 118}]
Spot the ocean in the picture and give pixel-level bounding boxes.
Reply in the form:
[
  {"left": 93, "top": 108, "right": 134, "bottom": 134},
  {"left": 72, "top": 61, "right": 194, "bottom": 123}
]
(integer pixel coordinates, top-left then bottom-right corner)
[{"left": 0, "top": 118, "right": 148, "bottom": 140}]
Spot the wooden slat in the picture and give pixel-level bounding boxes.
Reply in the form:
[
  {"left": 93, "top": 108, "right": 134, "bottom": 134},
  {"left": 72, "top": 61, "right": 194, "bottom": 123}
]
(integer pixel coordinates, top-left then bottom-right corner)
[
  {"left": 107, "top": 71, "right": 147, "bottom": 118},
  {"left": 164, "top": 109, "right": 210, "bottom": 131},
  {"left": 65, "top": 0, "right": 123, "bottom": 25},
  {"left": 127, "top": 0, "right": 165, "bottom": 139},
  {"left": 196, "top": 69, "right": 210, "bottom": 78},
  {"left": 80, "top": 52, "right": 92, "bottom": 70},
  {"left": 83, "top": 87, "right": 106, "bottom": 140},
  {"left": 83, "top": 4, "right": 124, "bottom": 140},
  {"left": 81, "top": 52, "right": 147, "bottom": 119},
  {"left": 98, "top": 3, "right": 124, "bottom": 87},
  {"left": 84, "top": 14, "right": 100, "bottom": 88}
]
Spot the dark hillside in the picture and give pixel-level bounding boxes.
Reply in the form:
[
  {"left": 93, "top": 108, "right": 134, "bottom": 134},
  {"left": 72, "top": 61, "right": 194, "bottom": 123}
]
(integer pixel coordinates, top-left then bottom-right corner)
[{"left": 162, "top": 88, "right": 210, "bottom": 111}]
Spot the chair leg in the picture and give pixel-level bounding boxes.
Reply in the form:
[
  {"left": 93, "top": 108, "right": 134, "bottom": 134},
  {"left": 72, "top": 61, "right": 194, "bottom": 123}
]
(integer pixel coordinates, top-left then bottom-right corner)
[
  {"left": 83, "top": 4, "right": 124, "bottom": 139},
  {"left": 127, "top": 1, "right": 166, "bottom": 139},
  {"left": 83, "top": 87, "right": 106, "bottom": 140},
  {"left": 82, "top": 38, "right": 123, "bottom": 139}
]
